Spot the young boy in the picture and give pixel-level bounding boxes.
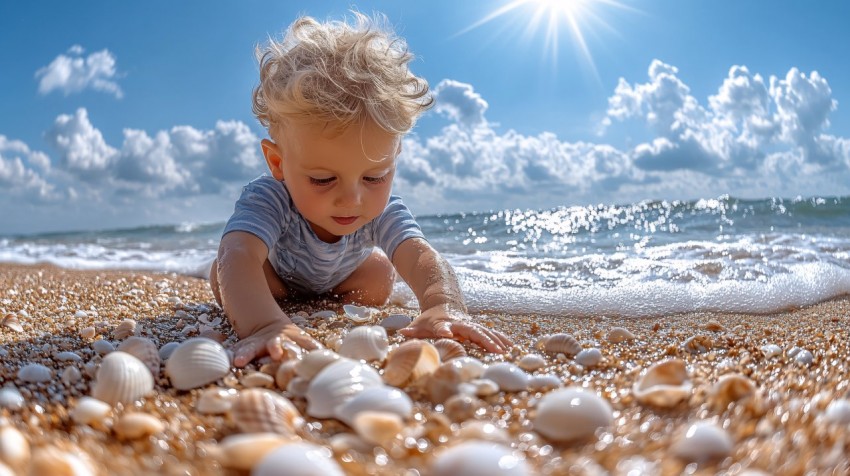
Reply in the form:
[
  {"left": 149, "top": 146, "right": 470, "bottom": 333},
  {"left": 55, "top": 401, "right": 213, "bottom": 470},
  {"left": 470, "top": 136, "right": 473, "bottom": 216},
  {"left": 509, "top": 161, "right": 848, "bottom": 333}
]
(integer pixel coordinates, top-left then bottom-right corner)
[{"left": 210, "top": 13, "right": 511, "bottom": 367}]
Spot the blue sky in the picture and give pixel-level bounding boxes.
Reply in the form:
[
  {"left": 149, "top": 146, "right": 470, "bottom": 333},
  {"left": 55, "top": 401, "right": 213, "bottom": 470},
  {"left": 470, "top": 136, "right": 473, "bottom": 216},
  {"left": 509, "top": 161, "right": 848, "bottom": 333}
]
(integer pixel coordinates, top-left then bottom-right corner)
[{"left": 2, "top": 0, "right": 849, "bottom": 234}]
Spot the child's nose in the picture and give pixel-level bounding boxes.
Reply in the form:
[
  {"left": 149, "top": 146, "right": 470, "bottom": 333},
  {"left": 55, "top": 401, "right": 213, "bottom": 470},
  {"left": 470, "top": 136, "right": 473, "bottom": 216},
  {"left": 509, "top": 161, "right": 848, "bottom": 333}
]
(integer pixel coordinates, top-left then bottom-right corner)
[{"left": 334, "top": 182, "right": 361, "bottom": 208}]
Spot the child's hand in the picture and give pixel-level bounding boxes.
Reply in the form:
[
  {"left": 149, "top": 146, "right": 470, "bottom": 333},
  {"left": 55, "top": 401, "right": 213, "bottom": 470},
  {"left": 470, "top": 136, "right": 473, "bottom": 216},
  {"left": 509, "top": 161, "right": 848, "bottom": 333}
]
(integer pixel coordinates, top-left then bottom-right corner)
[
  {"left": 231, "top": 318, "right": 321, "bottom": 367},
  {"left": 399, "top": 304, "right": 512, "bottom": 354}
]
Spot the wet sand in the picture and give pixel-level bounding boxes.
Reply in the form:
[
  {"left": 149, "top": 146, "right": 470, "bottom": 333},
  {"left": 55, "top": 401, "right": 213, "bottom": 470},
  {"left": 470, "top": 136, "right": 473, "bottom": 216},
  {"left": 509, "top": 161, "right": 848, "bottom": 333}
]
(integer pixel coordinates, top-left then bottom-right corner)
[{"left": 1, "top": 263, "right": 849, "bottom": 475}]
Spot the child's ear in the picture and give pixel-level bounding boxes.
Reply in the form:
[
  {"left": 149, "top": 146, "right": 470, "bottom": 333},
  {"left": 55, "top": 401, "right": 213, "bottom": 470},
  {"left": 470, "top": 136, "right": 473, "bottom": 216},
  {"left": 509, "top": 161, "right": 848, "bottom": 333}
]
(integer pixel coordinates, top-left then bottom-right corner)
[{"left": 261, "top": 139, "right": 286, "bottom": 181}]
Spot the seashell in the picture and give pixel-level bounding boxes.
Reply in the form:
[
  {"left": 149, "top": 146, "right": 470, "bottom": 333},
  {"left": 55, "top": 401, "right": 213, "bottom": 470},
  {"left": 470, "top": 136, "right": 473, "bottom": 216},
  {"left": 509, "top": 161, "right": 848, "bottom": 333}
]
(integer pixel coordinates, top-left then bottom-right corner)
[
  {"left": 75, "top": 310, "right": 88, "bottom": 319},
  {"left": 379, "top": 314, "right": 412, "bottom": 332},
  {"left": 290, "top": 315, "right": 308, "bottom": 327},
  {"left": 343, "top": 304, "right": 375, "bottom": 323},
  {"left": 351, "top": 411, "right": 403, "bottom": 446},
  {"left": 824, "top": 399, "right": 850, "bottom": 424},
  {"left": 335, "top": 385, "right": 413, "bottom": 427},
  {"left": 83, "top": 361, "right": 98, "bottom": 379},
  {"left": 275, "top": 360, "right": 299, "bottom": 390},
  {"left": 710, "top": 373, "right": 756, "bottom": 409},
  {"left": 0, "top": 424, "right": 30, "bottom": 468},
  {"left": 295, "top": 349, "right": 340, "bottom": 381},
  {"left": 70, "top": 397, "right": 112, "bottom": 426},
  {"left": 794, "top": 349, "right": 814, "bottom": 366},
  {"left": 54, "top": 352, "right": 83, "bottom": 362},
  {"left": 338, "top": 326, "right": 389, "bottom": 362},
  {"left": 113, "top": 319, "right": 137, "bottom": 340},
  {"left": 702, "top": 319, "right": 725, "bottom": 332},
  {"left": 286, "top": 377, "right": 311, "bottom": 398},
  {"left": 517, "top": 354, "right": 546, "bottom": 372},
  {"left": 211, "top": 433, "right": 294, "bottom": 470},
  {"left": 456, "top": 420, "right": 512, "bottom": 444},
  {"left": 424, "top": 362, "right": 463, "bottom": 404},
  {"left": 575, "top": 348, "right": 603, "bottom": 367},
  {"left": 527, "top": 374, "right": 562, "bottom": 392},
  {"left": 158, "top": 341, "right": 180, "bottom": 360},
  {"left": 607, "top": 327, "right": 635, "bottom": 343},
  {"left": 241, "top": 372, "right": 274, "bottom": 388},
  {"left": 230, "top": 388, "right": 304, "bottom": 435},
  {"left": 92, "top": 339, "right": 114, "bottom": 355},
  {"left": 253, "top": 442, "right": 345, "bottom": 476},
  {"left": 309, "top": 310, "right": 337, "bottom": 320},
  {"left": 324, "top": 332, "right": 344, "bottom": 351},
  {"left": 17, "top": 363, "right": 52, "bottom": 383},
  {"left": 117, "top": 337, "right": 161, "bottom": 376},
  {"left": 471, "top": 378, "right": 500, "bottom": 397},
  {"left": 433, "top": 339, "right": 467, "bottom": 362},
  {"left": 431, "top": 441, "right": 531, "bottom": 476},
  {"left": 0, "top": 388, "right": 24, "bottom": 411},
  {"left": 671, "top": 421, "right": 733, "bottom": 463},
  {"left": 92, "top": 351, "right": 154, "bottom": 406},
  {"left": 114, "top": 412, "right": 165, "bottom": 440},
  {"left": 443, "top": 393, "right": 485, "bottom": 422},
  {"left": 632, "top": 359, "right": 692, "bottom": 407},
  {"left": 62, "top": 366, "right": 82, "bottom": 386},
  {"left": 760, "top": 344, "right": 781, "bottom": 358},
  {"left": 540, "top": 333, "right": 581, "bottom": 357},
  {"left": 383, "top": 340, "right": 441, "bottom": 387},
  {"left": 198, "top": 313, "right": 222, "bottom": 327},
  {"left": 449, "top": 357, "right": 487, "bottom": 382},
  {"left": 533, "top": 387, "right": 613, "bottom": 442},
  {"left": 80, "top": 327, "right": 96, "bottom": 339},
  {"left": 195, "top": 387, "right": 238, "bottom": 415},
  {"left": 305, "top": 358, "right": 383, "bottom": 419},
  {"left": 165, "top": 337, "right": 231, "bottom": 391},
  {"left": 481, "top": 362, "right": 529, "bottom": 392},
  {"left": 1, "top": 314, "right": 23, "bottom": 333},
  {"left": 30, "top": 446, "right": 94, "bottom": 476},
  {"left": 682, "top": 335, "right": 712, "bottom": 354}
]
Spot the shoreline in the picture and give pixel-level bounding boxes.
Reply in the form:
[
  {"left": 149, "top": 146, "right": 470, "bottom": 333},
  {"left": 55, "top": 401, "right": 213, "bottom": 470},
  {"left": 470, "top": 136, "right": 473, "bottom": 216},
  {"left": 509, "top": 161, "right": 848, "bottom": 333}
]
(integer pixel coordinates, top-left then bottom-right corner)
[{"left": 2, "top": 263, "right": 849, "bottom": 475}]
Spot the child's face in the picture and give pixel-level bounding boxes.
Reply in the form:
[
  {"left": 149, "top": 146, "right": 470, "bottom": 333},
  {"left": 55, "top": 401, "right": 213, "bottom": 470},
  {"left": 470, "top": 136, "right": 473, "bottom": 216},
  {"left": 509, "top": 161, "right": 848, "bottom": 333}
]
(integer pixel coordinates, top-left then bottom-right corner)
[{"left": 263, "top": 120, "right": 400, "bottom": 243}]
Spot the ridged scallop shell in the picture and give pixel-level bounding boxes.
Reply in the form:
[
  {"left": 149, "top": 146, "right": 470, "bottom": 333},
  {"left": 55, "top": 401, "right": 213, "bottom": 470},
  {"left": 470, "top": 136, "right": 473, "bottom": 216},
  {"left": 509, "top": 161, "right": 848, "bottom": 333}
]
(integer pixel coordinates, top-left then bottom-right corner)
[
  {"left": 305, "top": 358, "right": 383, "bottom": 419},
  {"left": 0, "top": 388, "right": 24, "bottom": 410},
  {"left": 335, "top": 385, "right": 413, "bottom": 427},
  {"left": 196, "top": 387, "right": 238, "bottom": 415},
  {"left": 383, "top": 340, "right": 441, "bottom": 387},
  {"left": 117, "top": 337, "right": 161, "bottom": 376},
  {"left": 70, "top": 397, "right": 112, "bottom": 426},
  {"left": 538, "top": 333, "right": 581, "bottom": 357},
  {"left": 517, "top": 354, "right": 546, "bottom": 372},
  {"left": 431, "top": 441, "right": 531, "bottom": 476},
  {"left": 17, "top": 363, "right": 52, "bottom": 383},
  {"left": 379, "top": 314, "right": 412, "bottom": 332},
  {"left": 212, "top": 433, "right": 294, "bottom": 470},
  {"left": 338, "top": 326, "right": 389, "bottom": 362},
  {"left": 295, "top": 349, "right": 340, "bottom": 381},
  {"left": 352, "top": 411, "right": 403, "bottom": 446},
  {"left": 533, "top": 388, "right": 613, "bottom": 442},
  {"left": 575, "top": 348, "right": 603, "bottom": 367},
  {"left": 671, "top": 422, "right": 733, "bottom": 463},
  {"left": 632, "top": 359, "right": 692, "bottom": 407},
  {"left": 607, "top": 327, "right": 636, "bottom": 343},
  {"left": 424, "top": 362, "right": 463, "bottom": 404},
  {"left": 449, "top": 357, "right": 487, "bottom": 382},
  {"left": 433, "top": 339, "right": 467, "bottom": 362},
  {"left": 30, "top": 446, "right": 94, "bottom": 476},
  {"left": 158, "top": 341, "right": 180, "bottom": 360},
  {"left": 165, "top": 337, "right": 231, "bottom": 391},
  {"left": 114, "top": 412, "right": 165, "bottom": 440},
  {"left": 481, "top": 362, "right": 529, "bottom": 392},
  {"left": 0, "top": 424, "right": 30, "bottom": 468},
  {"left": 710, "top": 373, "right": 756, "bottom": 409},
  {"left": 343, "top": 304, "right": 374, "bottom": 323},
  {"left": 92, "top": 351, "right": 154, "bottom": 405},
  {"left": 253, "top": 442, "right": 345, "bottom": 476},
  {"left": 230, "top": 388, "right": 304, "bottom": 435},
  {"left": 113, "top": 319, "right": 137, "bottom": 340}
]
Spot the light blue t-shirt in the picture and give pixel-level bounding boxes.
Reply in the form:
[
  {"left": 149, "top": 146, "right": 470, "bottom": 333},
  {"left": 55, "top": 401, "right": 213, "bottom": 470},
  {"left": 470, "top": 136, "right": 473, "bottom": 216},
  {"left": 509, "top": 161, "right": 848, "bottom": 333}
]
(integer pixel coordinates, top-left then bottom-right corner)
[{"left": 222, "top": 175, "right": 425, "bottom": 295}]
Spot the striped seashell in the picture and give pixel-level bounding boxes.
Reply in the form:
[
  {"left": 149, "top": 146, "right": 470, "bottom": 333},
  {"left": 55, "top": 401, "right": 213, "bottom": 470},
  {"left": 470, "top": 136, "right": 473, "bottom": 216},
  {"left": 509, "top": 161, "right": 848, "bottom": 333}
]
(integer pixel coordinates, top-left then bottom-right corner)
[
  {"left": 92, "top": 351, "right": 154, "bottom": 406},
  {"left": 230, "top": 388, "right": 304, "bottom": 436},
  {"left": 114, "top": 412, "right": 165, "bottom": 440},
  {"left": 117, "top": 337, "right": 161, "bottom": 376},
  {"left": 113, "top": 319, "right": 137, "bottom": 340},
  {"left": 607, "top": 327, "right": 635, "bottom": 343},
  {"left": 305, "top": 358, "right": 383, "bottom": 419},
  {"left": 539, "top": 333, "right": 581, "bottom": 357},
  {"left": 433, "top": 339, "right": 467, "bottom": 362},
  {"left": 17, "top": 363, "right": 52, "bottom": 383},
  {"left": 382, "top": 340, "right": 441, "bottom": 387},
  {"left": 165, "top": 338, "right": 231, "bottom": 391},
  {"left": 211, "top": 433, "right": 294, "bottom": 471},
  {"left": 294, "top": 349, "right": 340, "bottom": 381},
  {"left": 338, "top": 326, "right": 389, "bottom": 362},
  {"left": 1, "top": 314, "right": 23, "bottom": 333},
  {"left": 632, "top": 359, "right": 692, "bottom": 407}
]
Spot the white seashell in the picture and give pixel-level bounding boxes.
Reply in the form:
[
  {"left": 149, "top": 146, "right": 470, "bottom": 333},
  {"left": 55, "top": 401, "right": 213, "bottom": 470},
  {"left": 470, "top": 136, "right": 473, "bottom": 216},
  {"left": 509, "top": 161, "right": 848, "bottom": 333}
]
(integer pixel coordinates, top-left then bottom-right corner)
[
  {"left": 335, "top": 385, "right": 413, "bottom": 427},
  {"left": 456, "top": 421, "right": 512, "bottom": 444},
  {"left": 449, "top": 357, "right": 487, "bottom": 382},
  {"left": 632, "top": 359, "right": 692, "bottom": 407},
  {"left": 165, "top": 337, "right": 232, "bottom": 391},
  {"left": 607, "top": 327, "right": 635, "bottom": 343},
  {"left": 290, "top": 315, "right": 308, "bottom": 327},
  {"left": 0, "top": 424, "right": 30, "bottom": 468},
  {"left": 575, "top": 348, "right": 603, "bottom": 367},
  {"left": 443, "top": 393, "right": 485, "bottom": 422},
  {"left": 275, "top": 360, "right": 299, "bottom": 390},
  {"left": 117, "top": 337, "right": 161, "bottom": 376},
  {"left": 1, "top": 314, "right": 23, "bottom": 333},
  {"left": 286, "top": 377, "right": 311, "bottom": 398},
  {"left": 527, "top": 374, "right": 563, "bottom": 392},
  {"left": 760, "top": 344, "right": 782, "bottom": 358},
  {"left": 75, "top": 310, "right": 88, "bottom": 319},
  {"left": 70, "top": 397, "right": 112, "bottom": 426},
  {"left": 241, "top": 372, "right": 275, "bottom": 388},
  {"left": 92, "top": 351, "right": 154, "bottom": 406},
  {"left": 113, "top": 319, "right": 137, "bottom": 340},
  {"left": 54, "top": 352, "right": 82, "bottom": 362},
  {"left": 0, "top": 388, "right": 24, "bottom": 411},
  {"left": 295, "top": 349, "right": 340, "bottom": 381},
  {"left": 787, "top": 346, "right": 801, "bottom": 358},
  {"left": 824, "top": 399, "right": 850, "bottom": 424},
  {"left": 212, "top": 433, "right": 294, "bottom": 470},
  {"left": 198, "top": 314, "right": 222, "bottom": 327},
  {"left": 431, "top": 441, "right": 531, "bottom": 476},
  {"left": 433, "top": 339, "right": 467, "bottom": 362},
  {"left": 540, "top": 333, "right": 581, "bottom": 357},
  {"left": 533, "top": 388, "right": 613, "bottom": 442},
  {"left": 710, "top": 373, "right": 756, "bottom": 409},
  {"left": 682, "top": 335, "right": 712, "bottom": 354},
  {"left": 253, "top": 442, "right": 345, "bottom": 476},
  {"left": 30, "top": 446, "right": 94, "bottom": 476},
  {"left": 114, "top": 412, "right": 165, "bottom": 440},
  {"left": 62, "top": 366, "right": 82, "bottom": 386},
  {"left": 481, "top": 362, "right": 529, "bottom": 392},
  {"left": 794, "top": 349, "right": 814, "bottom": 366},
  {"left": 80, "top": 327, "right": 96, "bottom": 339},
  {"left": 424, "top": 361, "right": 463, "bottom": 404},
  {"left": 17, "top": 363, "right": 52, "bottom": 383},
  {"left": 230, "top": 389, "right": 304, "bottom": 435},
  {"left": 379, "top": 314, "right": 412, "bottom": 332},
  {"left": 352, "top": 411, "right": 403, "bottom": 446},
  {"left": 305, "top": 358, "right": 383, "bottom": 419},
  {"left": 382, "top": 340, "right": 441, "bottom": 387},
  {"left": 672, "top": 422, "right": 733, "bottom": 463},
  {"left": 196, "top": 387, "right": 238, "bottom": 415},
  {"left": 92, "top": 339, "right": 114, "bottom": 355},
  {"left": 517, "top": 354, "right": 546, "bottom": 372},
  {"left": 471, "top": 378, "right": 500, "bottom": 397},
  {"left": 338, "top": 326, "right": 389, "bottom": 362},
  {"left": 158, "top": 341, "right": 180, "bottom": 360},
  {"left": 309, "top": 310, "right": 337, "bottom": 320},
  {"left": 343, "top": 304, "right": 375, "bottom": 323}
]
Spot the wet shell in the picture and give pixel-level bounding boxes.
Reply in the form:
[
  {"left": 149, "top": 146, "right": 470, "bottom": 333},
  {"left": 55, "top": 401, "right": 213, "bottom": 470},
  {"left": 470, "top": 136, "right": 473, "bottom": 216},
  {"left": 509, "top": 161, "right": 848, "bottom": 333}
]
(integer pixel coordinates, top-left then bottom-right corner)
[
  {"left": 449, "top": 357, "right": 487, "bottom": 382},
  {"left": 30, "top": 446, "right": 94, "bottom": 476},
  {"left": 533, "top": 388, "right": 614, "bottom": 442},
  {"left": 431, "top": 441, "right": 531, "bottom": 476},
  {"left": 92, "top": 351, "right": 154, "bottom": 406},
  {"left": 253, "top": 442, "right": 345, "bottom": 476},
  {"left": 433, "top": 339, "right": 467, "bottom": 362},
  {"left": 575, "top": 348, "right": 603, "bottom": 367},
  {"left": 158, "top": 341, "right": 180, "bottom": 360},
  {"left": 230, "top": 388, "right": 304, "bottom": 435},
  {"left": 710, "top": 373, "right": 756, "bottom": 409},
  {"left": 632, "top": 359, "right": 692, "bottom": 407},
  {"left": 383, "top": 340, "right": 441, "bottom": 387},
  {"left": 672, "top": 422, "right": 733, "bottom": 463},
  {"left": 338, "top": 326, "right": 389, "bottom": 362},
  {"left": 165, "top": 337, "right": 231, "bottom": 391},
  {"left": 517, "top": 354, "right": 546, "bottom": 372},
  {"left": 0, "top": 424, "right": 30, "bottom": 468},
  {"left": 117, "top": 337, "right": 161, "bottom": 376},
  {"left": 114, "top": 412, "right": 165, "bottom": 440},
  {"left": 70, "top": 397, "right": 112, "bottom": 426},
  {"left": 343, "top": 304, "right": 374, "bottom": 323},
  {"left": 379, "top": 314, "right": 412, "bottom": 332},
  {"left": 305, "top": 358, "right": 383, "bottom": 419},
  {"left": 295, "top": 349, "right": 340, "bottom": 381},
  {"left": 335, "top": 385, "right": 413, "bottom": 427},
  {"left": 241, "top": 372, "right": 275, "bottom": 388},
  {"left": 113, "top": 319, "right": 137, "bottom": 340},
  {"left": 195, "top": 387, "right": 238, "bottom": 415},
  {"left": 527, "top": 374, "right": 563, "bottom": 392},
  {"left": 0, "top": 388, "right": 24, "bottom": 411},
  {"left": 92, "top": 339, "right": 114, "bottom": 355},
  {"left": 212, "top": 433, "right": 294, "bottom": 470},
  {"left": 540, "top": 333, "right": 581, "bottom": 357},
  {"left": 481, "top": 362, "right": 529, "bottom": 392},
  {"left": 17, "top": 363, "right": 52, "bottom": 383},
  {"left": 352, "top": 411, "right": 403, "bottom": 446},
  {"left": 607, "top": 327, "right": 635, "bottom": 343}
]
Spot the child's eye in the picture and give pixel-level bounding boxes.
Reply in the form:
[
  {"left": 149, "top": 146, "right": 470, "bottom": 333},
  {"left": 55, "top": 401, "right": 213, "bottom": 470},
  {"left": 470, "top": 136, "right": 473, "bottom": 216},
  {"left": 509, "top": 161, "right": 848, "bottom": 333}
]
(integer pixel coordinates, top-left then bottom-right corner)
[
  {"left": 363, "top": 174, "right": 388, "bottom": 184},
  {"left": 309, "top": 177, "right": 336, "bottom": 186}
]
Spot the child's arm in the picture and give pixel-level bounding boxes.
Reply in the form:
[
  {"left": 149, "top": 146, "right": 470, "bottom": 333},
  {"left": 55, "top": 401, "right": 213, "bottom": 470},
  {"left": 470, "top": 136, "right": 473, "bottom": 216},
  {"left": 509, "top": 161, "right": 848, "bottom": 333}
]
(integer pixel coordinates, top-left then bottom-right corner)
[
  {"left": 392, "top": 238, "right": 511, "bottom": 353},
  {"left": 216, "top": 232, "right": 320, "bottom": 366}
]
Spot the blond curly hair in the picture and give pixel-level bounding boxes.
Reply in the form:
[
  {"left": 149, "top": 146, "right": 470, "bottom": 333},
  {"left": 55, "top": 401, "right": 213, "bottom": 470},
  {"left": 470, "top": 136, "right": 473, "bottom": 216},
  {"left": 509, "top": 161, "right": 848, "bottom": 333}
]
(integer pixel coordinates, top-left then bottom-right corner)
[{"left": 253, "top": 12, "right": 433, "bottom": 139}]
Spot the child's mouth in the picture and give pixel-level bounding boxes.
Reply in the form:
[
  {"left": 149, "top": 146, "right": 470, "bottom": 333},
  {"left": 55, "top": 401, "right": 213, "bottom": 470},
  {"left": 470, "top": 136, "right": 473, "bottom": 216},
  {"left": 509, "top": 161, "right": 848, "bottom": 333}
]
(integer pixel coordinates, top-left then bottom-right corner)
[{"left": 332, "top": 216, "right": 358, "bottom": 225}]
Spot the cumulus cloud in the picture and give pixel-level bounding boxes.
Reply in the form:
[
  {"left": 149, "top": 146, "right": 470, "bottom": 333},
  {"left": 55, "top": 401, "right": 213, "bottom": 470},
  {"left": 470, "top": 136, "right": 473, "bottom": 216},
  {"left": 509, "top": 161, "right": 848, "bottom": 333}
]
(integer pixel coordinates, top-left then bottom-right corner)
[
  {"left": 0, "top": 136, "right": 55, "bottom": 199},
  {"left": 46, "top": 108, "right": 118, "bottom": 180},
  {"left": 35, "top": 45, "right": 123, "bottom": 98},
  {"left": 433, "top": 79, "right": 489, "bottom": 127}
]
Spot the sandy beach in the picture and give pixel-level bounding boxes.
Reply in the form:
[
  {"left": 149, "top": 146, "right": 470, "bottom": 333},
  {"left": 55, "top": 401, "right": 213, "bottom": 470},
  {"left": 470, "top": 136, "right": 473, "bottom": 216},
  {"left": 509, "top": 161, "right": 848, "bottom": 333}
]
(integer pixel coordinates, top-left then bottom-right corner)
[{"left": 1, "top": 263, "right": 849, "bottom": 475}]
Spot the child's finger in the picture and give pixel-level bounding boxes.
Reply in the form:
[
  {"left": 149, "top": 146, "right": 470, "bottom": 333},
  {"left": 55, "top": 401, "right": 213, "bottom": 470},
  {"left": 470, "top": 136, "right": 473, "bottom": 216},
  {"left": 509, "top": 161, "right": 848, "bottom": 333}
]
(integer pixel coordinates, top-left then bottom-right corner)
[
  {"left": 233, "top": 342, "right": 258, "bottom": 367},
  {"left": 452, "top": 323, "right": 504, "bottom": 354}
]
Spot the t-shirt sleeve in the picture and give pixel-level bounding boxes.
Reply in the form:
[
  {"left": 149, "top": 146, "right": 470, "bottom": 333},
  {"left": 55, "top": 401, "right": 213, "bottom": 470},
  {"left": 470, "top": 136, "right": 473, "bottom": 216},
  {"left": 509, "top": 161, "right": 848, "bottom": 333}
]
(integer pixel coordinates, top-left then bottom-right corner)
[
  {"left": 222, "top": 176, "right": 291, "bottom": 252},
  {"left": 371, "top": 195, "right": 426, "bottom": 260}
]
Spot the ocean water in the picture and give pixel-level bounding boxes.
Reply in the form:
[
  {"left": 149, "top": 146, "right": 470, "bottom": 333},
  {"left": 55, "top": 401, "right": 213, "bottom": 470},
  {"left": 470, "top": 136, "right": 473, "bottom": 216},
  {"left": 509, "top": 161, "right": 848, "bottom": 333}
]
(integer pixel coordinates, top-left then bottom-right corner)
[{"left": 3, "top": 195, "right": 850, "bottom": 316}]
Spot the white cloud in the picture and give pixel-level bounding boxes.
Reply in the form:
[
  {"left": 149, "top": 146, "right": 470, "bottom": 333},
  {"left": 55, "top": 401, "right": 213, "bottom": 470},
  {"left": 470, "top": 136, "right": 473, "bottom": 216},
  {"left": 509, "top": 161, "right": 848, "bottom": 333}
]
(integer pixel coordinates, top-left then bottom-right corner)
[
  {"left": 0, "top": 135, "right": 55, "bottom": 199},
  {"left": 46, "top": 108, "right": 118, "bottom": 180},
  {"left": 35, "top": 46, "right": 123, "bottom": 98},
  {"left": 433, "top": 79, "right": 489, "bottom": 127}
]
